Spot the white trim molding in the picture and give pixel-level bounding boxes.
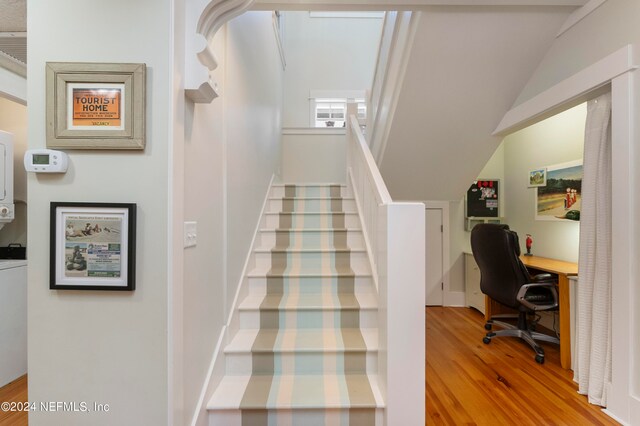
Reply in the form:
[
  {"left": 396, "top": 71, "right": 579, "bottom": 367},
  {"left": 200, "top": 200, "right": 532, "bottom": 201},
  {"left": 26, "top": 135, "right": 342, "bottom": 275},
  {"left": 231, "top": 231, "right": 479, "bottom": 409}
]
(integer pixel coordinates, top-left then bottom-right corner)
[
  {"left": 494, "top": 42, "right": 639, "bottom": 426},
  {"left": 368, "top": 11, "right": 420, "bottom": 165},
  {"left": 252, "top": 0, "right": 588, "bottom": 11},
  {"left": 0, "top": 65, "right": 26, "bottom": 105},
  {"left": 493, "top": 44, "right": 637, "bottom": 136},
  {"left": 282, "top": 127, "right": 346, "bottom": 135},
  {"left": 272, "top": 12, "right": 286, "bottom": 70},
  {"left": 185, "top": 0, "right": 255, "bottom": 103},
  {"left": 556, "top": 0, "right": 608, "bottom": 38}
]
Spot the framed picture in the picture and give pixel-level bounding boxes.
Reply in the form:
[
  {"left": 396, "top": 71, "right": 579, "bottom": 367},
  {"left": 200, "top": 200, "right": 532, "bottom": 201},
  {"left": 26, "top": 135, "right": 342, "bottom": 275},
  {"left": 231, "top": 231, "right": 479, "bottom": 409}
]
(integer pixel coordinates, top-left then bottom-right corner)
[
  {"left": 50, "top": 202, "right": 136, "bottom": 291},
  {"left": 46, "top": 62, "right": 146, "bottom": 150},
  {"left": 528, "top": 168, "right": 547, "bottom": 187},
  {"left": 535, "top": 160, "right": 583, "bottom": 221}
]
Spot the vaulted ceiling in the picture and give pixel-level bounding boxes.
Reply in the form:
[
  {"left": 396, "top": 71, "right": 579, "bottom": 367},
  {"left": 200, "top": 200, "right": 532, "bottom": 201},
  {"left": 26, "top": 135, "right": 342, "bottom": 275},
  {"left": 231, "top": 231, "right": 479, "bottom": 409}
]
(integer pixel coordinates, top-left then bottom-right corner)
[{"left": 378, "top": 5, "right": 579, "bottom": 200}]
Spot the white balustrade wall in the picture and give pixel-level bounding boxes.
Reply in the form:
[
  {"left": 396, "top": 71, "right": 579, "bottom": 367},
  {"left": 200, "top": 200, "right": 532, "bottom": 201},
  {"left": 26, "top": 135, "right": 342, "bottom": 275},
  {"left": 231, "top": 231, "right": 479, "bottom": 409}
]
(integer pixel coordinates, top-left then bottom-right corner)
[
  {"left": 365, "top": 11, "right": 418, "bottom": 163},
  {"left": 348, "top": 114, "right": 425, "bottom": 426}
]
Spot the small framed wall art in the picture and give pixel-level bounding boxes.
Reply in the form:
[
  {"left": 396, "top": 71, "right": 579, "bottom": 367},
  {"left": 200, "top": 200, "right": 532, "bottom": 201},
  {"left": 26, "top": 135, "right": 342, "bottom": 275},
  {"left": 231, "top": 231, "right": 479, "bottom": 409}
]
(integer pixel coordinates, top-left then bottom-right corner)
[
  {"left": 528, "top": 168, "right": 547, "bottom": 187},
  {"left": 50, "top": 202, "right": 136, "bottom": 291},
  {"left": 46, "top": 62, "right": 146, "bottom": 149}
]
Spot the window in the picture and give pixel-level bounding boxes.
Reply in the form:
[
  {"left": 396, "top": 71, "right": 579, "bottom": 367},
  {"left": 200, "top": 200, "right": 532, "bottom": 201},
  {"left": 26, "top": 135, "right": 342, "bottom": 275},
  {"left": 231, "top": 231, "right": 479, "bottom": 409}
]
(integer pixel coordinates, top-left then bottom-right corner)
[
  {"left": 315, "top": 99, "right": 345, "bottom": 127},
  {"left": 312, "top": 97, "right": 366, "bottom": 128}
]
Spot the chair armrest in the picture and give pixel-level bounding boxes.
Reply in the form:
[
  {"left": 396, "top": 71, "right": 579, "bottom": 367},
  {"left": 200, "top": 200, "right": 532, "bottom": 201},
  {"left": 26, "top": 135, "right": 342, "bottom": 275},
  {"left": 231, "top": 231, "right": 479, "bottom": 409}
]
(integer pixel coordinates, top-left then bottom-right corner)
[
  {"left": 516, "top": 282, "right": 558, "bottom": 311},
  {"left": 531, "top": 273, "right": 555, "bottom": 283}
]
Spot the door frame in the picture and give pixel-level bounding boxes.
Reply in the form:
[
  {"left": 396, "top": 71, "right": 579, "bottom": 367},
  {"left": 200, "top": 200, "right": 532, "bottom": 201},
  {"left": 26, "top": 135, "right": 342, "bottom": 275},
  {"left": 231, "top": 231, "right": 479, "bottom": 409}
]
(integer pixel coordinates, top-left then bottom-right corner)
[
  {"left": 493, "top": 44, "right": 637, "bottom": 424},
  {"left": 424, "top": 201, "right": 463, "bottom": 307}
]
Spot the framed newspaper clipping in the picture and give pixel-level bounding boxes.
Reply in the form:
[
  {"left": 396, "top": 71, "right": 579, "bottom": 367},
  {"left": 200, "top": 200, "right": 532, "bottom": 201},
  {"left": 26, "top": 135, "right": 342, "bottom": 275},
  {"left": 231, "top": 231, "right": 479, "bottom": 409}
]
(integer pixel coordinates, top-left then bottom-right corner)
[
  {"left": 50, "top": 202, "right": 136, "bottom": 291},
  {"left": 46, "top": 62, "right": 146, "bottom": 149}
]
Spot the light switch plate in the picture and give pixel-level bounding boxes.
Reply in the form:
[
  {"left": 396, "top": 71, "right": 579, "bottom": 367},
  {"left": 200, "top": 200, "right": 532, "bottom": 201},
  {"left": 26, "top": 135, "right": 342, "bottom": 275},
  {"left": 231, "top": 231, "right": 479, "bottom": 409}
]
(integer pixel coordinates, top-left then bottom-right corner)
[{"left": 184, "top": 221, "right": 197, "bottom": 248}]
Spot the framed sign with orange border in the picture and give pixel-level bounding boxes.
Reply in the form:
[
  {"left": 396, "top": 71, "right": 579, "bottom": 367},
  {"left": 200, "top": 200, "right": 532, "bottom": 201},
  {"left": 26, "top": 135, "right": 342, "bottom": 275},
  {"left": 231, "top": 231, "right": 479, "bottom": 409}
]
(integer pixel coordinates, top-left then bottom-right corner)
[{"left": 46, "top": 62, "right": 146, "bottom": 150}]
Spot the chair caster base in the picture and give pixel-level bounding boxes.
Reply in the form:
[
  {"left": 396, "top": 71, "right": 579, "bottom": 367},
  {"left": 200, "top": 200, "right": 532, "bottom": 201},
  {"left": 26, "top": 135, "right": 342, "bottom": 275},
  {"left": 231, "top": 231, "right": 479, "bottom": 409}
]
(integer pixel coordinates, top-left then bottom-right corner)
[
  {"left": 535, "top": 354, "right": 545, "bottom": 364},
  {"left": 483, "top": 336, "right": 491, "bottom": 344},
  {"left": 484, "top": 323, "right": 492, "bottom": 331}
]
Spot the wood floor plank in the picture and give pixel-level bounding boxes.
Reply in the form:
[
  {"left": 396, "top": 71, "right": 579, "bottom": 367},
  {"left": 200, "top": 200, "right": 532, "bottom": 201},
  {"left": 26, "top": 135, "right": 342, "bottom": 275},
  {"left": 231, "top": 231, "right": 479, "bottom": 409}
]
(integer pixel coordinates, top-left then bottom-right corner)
[
  {"left": 426, "top": 307, "right": 619, "bottom": 426},
  {"left": 0, "top": 375, "right": 28, "bottom": 426},
  {"left": 0, "top": 308, "right": 620, "bottom": 426}
]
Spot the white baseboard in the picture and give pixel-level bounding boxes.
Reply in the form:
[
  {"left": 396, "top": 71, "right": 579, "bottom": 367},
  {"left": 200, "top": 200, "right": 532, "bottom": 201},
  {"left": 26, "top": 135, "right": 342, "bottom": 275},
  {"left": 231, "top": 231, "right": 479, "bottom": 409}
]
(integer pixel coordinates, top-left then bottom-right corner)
[
  {"left": 601, "top": 409, "right": 629, "bottom": 426},
  {"left": 189, "top": 326, "right": 227, "bottom": 426}
]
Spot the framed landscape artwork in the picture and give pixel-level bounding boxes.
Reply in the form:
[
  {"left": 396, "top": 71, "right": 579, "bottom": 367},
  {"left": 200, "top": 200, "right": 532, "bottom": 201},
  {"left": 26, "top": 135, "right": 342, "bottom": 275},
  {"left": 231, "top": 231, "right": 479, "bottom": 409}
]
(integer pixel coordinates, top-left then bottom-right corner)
[{"left": 535, "top": 160, "right": 583, "bottom": 221}]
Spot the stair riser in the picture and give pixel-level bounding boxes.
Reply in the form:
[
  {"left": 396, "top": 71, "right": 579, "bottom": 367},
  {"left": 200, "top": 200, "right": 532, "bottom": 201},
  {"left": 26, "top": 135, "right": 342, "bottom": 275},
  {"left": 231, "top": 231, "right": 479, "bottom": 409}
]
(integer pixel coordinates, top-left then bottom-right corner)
[
  {"left": 248, "top": 276, "right": 374, "bottom": 295},
  {"left": 263, "top": 214, "right": 360, "bottom": 229},
  {"left": 209, "top": 408, "right": 384, "bottom": 426},
  {"left": 225, "top": 352, "right": 378, "bottom": 376},
  {"left": 258, "top": 230, "right": 365, "bottom": 250},
  {"left": 270, "top": 186, "right": 352, "bottom": 198},
  {"left": 254, "top": 251, "right": 368, "bottom": 270},
  {"left": 239, "top": 309, "right": 378, "bottom": 330},
  {"left": 267, "top": 198, "right": 357, "bottom": 213}
]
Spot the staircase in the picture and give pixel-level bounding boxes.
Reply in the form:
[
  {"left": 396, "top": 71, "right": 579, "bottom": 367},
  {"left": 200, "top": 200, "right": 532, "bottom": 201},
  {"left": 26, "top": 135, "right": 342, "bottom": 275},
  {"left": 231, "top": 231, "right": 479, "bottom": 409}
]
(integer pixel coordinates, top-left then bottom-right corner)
[{"left": 208, "top": 183, "right": 384, "bottom": 425}]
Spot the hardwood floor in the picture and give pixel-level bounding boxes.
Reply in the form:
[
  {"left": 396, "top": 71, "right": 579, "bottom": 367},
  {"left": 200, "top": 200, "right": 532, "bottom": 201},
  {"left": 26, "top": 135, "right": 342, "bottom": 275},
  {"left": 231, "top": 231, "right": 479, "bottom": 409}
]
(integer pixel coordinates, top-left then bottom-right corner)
[
  {"left": 426, "top": 307, "right": 619, "bottom": 425},
  {"left": 0, "top": 311, "right": 619, "bottom": 426},
  {"left": 0, "top": 375, "right": 27, "bottom": 426}
]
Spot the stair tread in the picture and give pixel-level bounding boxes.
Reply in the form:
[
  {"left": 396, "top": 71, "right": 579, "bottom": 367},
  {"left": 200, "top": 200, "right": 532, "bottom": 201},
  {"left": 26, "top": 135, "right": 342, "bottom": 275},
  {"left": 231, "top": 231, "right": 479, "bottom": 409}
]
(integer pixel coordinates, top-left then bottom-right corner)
[
  {"left": 248, "top": 263, "right": 371, "bottom": 277},
  {"left": 260, "top": 228, "right": 362, "bottom": 232},
  {"left": 225, "top": 328, "right": 378, "bottom": 353},
  {"left": 239, "top": 292, "right": 377, "bottom": 311},
  {"left": 266, "top": 211, "right": 357, "bottom": 214},
  {"left": 272, "top": 183, "right": 347, "bottom": 187},
  {"left": 269, "top": 196, "right": 355, "bottom": 200},
  {"left": 207, "top": 373, "right": 384, "bottom": 410},
  {"left": 254, "top": 247, "right": 365, "bottom": 253}
]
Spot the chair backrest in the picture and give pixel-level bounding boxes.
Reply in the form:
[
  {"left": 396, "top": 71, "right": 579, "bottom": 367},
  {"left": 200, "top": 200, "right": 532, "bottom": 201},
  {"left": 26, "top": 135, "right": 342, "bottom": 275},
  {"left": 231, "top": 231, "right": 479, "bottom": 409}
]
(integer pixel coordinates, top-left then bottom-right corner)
[{"left": 470, "top": 224, "right": 531, "bottom": 309}]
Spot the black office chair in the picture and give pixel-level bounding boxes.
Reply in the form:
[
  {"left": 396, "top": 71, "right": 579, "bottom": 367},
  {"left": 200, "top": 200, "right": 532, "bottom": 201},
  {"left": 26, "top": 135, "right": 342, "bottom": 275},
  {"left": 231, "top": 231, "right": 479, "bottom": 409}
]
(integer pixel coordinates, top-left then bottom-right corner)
[{"left": 470, "top": 224, "right": 560, "bottom": 364}]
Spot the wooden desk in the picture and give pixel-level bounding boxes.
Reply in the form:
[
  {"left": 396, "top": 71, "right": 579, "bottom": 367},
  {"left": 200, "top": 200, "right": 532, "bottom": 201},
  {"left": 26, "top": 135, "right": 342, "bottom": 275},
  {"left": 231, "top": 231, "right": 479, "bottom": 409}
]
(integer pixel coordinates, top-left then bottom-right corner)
[{"left": 484, "top": 255, "right": 578, "bottom": 370}]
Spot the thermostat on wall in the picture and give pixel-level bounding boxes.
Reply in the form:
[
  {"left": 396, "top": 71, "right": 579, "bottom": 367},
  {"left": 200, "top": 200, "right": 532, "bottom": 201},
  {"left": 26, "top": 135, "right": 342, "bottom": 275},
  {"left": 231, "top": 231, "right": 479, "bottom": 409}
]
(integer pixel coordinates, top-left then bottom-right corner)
[{"left": 24, "top": 149, "right": 68, "bottom": 173}]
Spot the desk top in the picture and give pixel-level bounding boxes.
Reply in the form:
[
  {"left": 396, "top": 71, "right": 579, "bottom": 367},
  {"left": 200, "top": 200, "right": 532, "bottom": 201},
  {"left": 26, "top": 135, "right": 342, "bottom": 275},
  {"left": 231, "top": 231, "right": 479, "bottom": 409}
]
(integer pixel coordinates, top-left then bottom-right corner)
[{"left": 520, "top": 255, "right": 578, "bottom": 276}]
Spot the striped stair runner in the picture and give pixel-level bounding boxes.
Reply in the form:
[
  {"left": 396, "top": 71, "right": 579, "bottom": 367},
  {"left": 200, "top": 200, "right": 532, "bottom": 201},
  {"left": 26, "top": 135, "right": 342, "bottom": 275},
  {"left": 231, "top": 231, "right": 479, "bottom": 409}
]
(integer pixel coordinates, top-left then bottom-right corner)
[{"left": 208, "top": 184, "right": 383, "bottom": 425}]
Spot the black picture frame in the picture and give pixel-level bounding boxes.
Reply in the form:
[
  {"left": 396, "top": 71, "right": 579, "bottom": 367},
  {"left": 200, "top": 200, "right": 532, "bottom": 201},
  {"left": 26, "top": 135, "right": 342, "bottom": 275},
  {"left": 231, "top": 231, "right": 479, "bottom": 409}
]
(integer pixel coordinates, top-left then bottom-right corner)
[
  {"left": 465, "top": 180, "right": 500, "bottom": 218},
  {"left": 50, "top": 202, "right": 136, "bottom": 291}
]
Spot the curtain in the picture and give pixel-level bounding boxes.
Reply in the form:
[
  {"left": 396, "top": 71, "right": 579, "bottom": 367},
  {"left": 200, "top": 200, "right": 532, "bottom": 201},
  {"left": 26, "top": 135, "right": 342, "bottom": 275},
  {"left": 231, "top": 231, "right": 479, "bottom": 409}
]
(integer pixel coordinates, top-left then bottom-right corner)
[{"left": 574, "top": 92, "right": 612, "bottom": 406}]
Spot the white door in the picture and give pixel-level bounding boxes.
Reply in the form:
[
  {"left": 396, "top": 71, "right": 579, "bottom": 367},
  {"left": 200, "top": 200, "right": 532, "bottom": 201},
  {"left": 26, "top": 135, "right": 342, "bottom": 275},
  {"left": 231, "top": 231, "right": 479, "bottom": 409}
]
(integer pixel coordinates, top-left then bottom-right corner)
[{"left": 425, "top": 208, "right": 444, "bottom": 305}]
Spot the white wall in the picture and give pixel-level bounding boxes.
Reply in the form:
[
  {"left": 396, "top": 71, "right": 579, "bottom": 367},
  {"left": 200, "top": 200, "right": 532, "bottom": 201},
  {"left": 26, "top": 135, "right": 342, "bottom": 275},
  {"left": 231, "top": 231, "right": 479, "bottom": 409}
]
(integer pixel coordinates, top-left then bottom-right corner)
[
  {"left": 282, "top": 130, "right": 346, "bottom": 183},
  {"left": 28, "top": 1, "right": 171, "bottom": 425},
  {"left": 502, "top": 103, "right": 586, "bottom": 263},
  {"left": 0, "top": 97, "right": 27, "bottom": 247},
  {"left": 281, "top": 12, "right": 383, "bottom": 127},
  {"left": 225, "top": 11, "right": 284, "bottom": 319},
  {"left": 181, "top": 11, "right": 284, "bottom": 426},
  {"left": 181, "top": 25, "right": 226, "bottom": 426},
  {"left": 515, "top": 0, "right": 640, "bottom": 106},
  {"left": 448, "top": 143, "right": 505, "bottom": 293}
]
